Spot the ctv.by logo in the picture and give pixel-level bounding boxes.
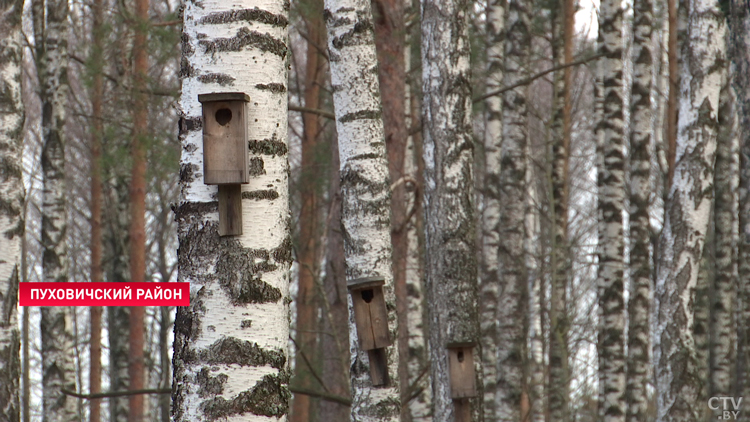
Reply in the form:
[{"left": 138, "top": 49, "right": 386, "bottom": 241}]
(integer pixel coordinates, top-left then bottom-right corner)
[{"left": 709, "top": 397, "right": 742, "bottom": 420}]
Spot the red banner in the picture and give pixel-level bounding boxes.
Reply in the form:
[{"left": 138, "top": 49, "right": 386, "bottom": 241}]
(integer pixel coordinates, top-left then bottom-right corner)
[{"left": 18, "top": 282, "right": 190, "bottom": 306}]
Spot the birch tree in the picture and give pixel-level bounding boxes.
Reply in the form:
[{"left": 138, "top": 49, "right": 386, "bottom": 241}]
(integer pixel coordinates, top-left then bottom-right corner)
[
  {"left": 323, "top": 0, "right": 400, "bottom": 419},
  {"left": 0, "top": 0, "right": 24, "bottom": 417},
  {"left": 729, "top": 0, "right": 750, "bottom": 415},
  {"left": 654, "top": 0, "right": 726, "bottom": 420},
  {"left": 421, "top": 0, "right": 481, "bottom": 419},
  {"left": 171, "top": 0, "right": 293, "bottom": 420},
  {"left": 33, "top": 0, "right": 77, "bottom": 418},
  {"left": 625, "top": 0, "right": 652, "bottom": 419},
  {"left": 480, "top": 0, "right": 505, "bottom": 418},
  {"left": 494, "top": 0, "right": 530, "bottom": 419}
]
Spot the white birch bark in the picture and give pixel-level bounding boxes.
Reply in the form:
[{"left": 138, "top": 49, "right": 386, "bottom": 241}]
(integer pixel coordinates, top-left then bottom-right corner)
[
  {"left": 323, "top": 1, "right": 399, "bottom": 420},
  {"left": 496, "top": 0, "right": 529, "bottom": 419},
  {"left": 422, "top": 0, "right": 481, "bottom": 419},
  {"left": 525, "top": 152, "right": 543, "bottom": 422},
  {"left": 626, "top": 0, "right": 652, "bottom": 419},
  {"left": 709, "top": 71, "right": 738, "bottom": 410},
  {"left": 729, "top": 1, "right": 750, "bottom": 417},
  {"left": 480, "top": 0, "right": 505, "bottom": 418},
  {"left": 34, "top": 0, "right": 77, "bottom": 419},
  {"left": 596, "top": 0, "right": 626, "bottom": 419},
  {"left": 653, "top": 0, "right": 726, "bottom": 420},
  {"left": 0, "top": 0, "right": 24, "bottom": 417},
  {"left": 172, "top": 1, "right": 292, "bottom": 420}
]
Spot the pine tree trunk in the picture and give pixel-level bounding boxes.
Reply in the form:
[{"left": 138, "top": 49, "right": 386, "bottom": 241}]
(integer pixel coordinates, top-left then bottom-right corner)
[
  {"left": 323, "top": 0, "right": 400, "bottom": 418},
  {"left": 625, "top": 0, "right": 652, "bottom": 419},
  {"left": 595, "top": 0, "right": 626, "bottom": 419},
  {"left": 371, "top": 1, "right": 409, "bottom": 418},
  {"left": 710, "top": 73, "right": 738, "bottom": 413},
  {"left": 292, "top": 0, "right": 326, "bottom": 418},
  {"left": 421, "top": 0, "right": 481, "bottom": 419},
  {"left": 480, "top": 0, "right": 505, "bottom": 418},
  {"left": 171, "top": 0, "right": 292, "bottom": 419},
  {"left": 729, "top": 1, "right": 750, "bottom": 418},
  {"left": 0, "top": 0, "right": 24, "bottom": 416},
  {"left": 654, "top": 0, "right": 726, "bottom": 420},
  {"left": 128, "top": 0, "right": 149, "bottom": 417}
]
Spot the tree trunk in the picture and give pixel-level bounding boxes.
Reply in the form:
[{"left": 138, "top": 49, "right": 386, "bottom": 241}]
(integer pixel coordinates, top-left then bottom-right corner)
[
  {"left": 372, "top": 0, "right": 409, "bottom": 418},
  {"left": 729, "top": 0, "right": 750, "bottom": 417},
  {"left": 128, "top": 0, "right": 149, "bottom": 417},
  {"left": 291, "top": 0, "right": 326, "bottom": 418},
  {"left": 0, "top": 0, "right": 24, "bottom": 416},
  {"left": 595, "top": 0, "right": 626, "bottom": 419},
  {"left": 172, "top": 0, "right": 292, "bottom": 419},
  {"left": 323, "top": 0, "right": 400, "bottom": 418},
  {"left": 625, "top": 0, "right": 653, "bottom": 419},
  {"left": 709, "top": 73, "right": 738, "bottom": 414},
  {"left": 421, "top": 0, "right": 481, "bottom": 418},
  {"left": 654, "top": 0, "right": 726, "bottom": 420},
  {"left": 89, "top": 0, "right": 105, "bottom": 417},
  {"left": 480, "top": 0, "right": 505, "bottom": 418},
  {"left": 34, "top": 0, "right": 77, "bottom": 417},
  {"left": 495, "top": 0, "right": 531, "bottom": 420}
]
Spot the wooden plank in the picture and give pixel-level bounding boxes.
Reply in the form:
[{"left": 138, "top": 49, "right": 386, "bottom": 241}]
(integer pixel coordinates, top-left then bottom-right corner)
[
  {"left": 218, "top": 185, "right": 242, "bottom": 236},
  {"left": 448, "top": 346, "right": 477, "bottom": 399},
  {"left": 368, "top": 287, "right": 391, "bottom": 348},
  {"left": 367, "top": 348, "right": 389, "bottom": 387},
  {"left": 351, "top": 292, "right": 376, "bottom": 350}
]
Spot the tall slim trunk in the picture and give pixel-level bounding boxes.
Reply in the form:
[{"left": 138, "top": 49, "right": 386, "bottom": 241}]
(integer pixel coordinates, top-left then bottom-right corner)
[
  {"left": 323, "top": 0, "right": 400, "bottom": 418},
  {"left": 317, "top": 137, "right": 351, "bottom": 420},
  {"left": 172, "top": 0, "right": 292, "bottom": 420},
  {"left": 0, "top": 0, "right": 24, "bottom": 416},
  {"left": 480, "top": 0, "right": 505, "bottom": 418},
  {"left": 548, "top": 0, "right": 572, "bottom": 419},
  {"left": 495, "top": 0, "right": 530, "bottom": 419},
  {"left": 292, "top": 0, "right": 326, "bottom": 418},
  {"left": 372, "top": 1, "right": 409, "bottom": 418},
  {"left": 653, "top": 0, "right": 726, "bottom": 420},
  {"left": 729, "top": 0, "right": 750, "bottom": 417},
  {"left": 128, "top": 0, "right": 149, "bottom": 417},
  {"left": 89, "top": 0, "right": 105, "bottom": 417},
  {"left": 595, "top": 0, "right": 626, "bottom": 419},
  {"left": 665, "top": 0, "right": 678, "bottom": 185},
  {"left": 34, "top": 0, "right": 77, "bottom": 417},
  {"left": 625, "top": 0, "right": 652, "bottom": 419},
  {"left": 421, "top": 0, "right": 481, "bottom": 419},
  {"left": 709, "top": 73, "right": 738, "bottom": 414}
]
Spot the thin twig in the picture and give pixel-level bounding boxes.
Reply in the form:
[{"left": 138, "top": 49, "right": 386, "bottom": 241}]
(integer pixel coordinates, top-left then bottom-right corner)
[
  {"left": 288, "top": 105, "right": 336, "bottom": 120},
  {"left": 288, "top": 385, "right": 352, "bottom": 406},
  {"left": 473, "top": 52, "right": 604, "bottom": 104},
  {"left": 61, "top": 388, "right": 171, "bottom": 400},
  {"left": 289, "top": 336, "right": 331, "bottom": 393}
]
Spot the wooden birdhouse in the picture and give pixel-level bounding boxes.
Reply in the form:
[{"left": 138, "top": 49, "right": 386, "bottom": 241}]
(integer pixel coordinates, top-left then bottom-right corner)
[
  {"left": 348, "top": 276, "right": 392, "bottom": 387},
  {"left": 198, "top": 92, "right": 250, "bottom": 236},
  {"left": 348, "top": 277, "right": 391, "bottom": 350},
  {"left": 447, "top": 342, "right": 477, "bottom": 399}
]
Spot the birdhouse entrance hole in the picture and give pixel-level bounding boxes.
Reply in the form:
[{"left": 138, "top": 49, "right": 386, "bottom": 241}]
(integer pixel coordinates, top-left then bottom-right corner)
[
  {"left": 361, "top": 289, "right": 374, "bottom": 303},
  {"left": 215, "top": 108, "right": 232, "bottom": 125}
]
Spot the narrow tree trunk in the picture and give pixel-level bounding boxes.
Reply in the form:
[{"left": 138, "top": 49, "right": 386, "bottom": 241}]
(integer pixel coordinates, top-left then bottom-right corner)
[
  {"left": 625, "top": 0, "right": 652, "bottom": 419},
  {"left": 654, "top": 0, "right": 726, "bottom": 420},
  {"left": 372, "top": 1, "right": 409, "bottom": 418},
  {"left": 128, "top": 0, "right": 149, "bottom": 417},
  {"left": 35, "top": 0, "right": 77, "bottom": 417},
  {"left": 317, "top": 137, "right": 351, "bottom": 420},
  {"left": 89, "top": 0, "right": 105, "bottom": 417},
  {"left": 729, "top": 1, "right": 750, "bottom": 417},
  {"left": 0, "top": 0, "right": 24, "bottom": 416},
  {"left": 665, "top": 0, "right": 678, "bottom": 185},
  {"left": 172, "top": 0, "right": 292, "bottom": 420},
  {"left": 496, "top": 0, "right": 531, "bottom": 420},
  {"left": 323, "top": 0, "right": 400, "bottom": 418},
  {"left": 292, "top": 0, "right": 326, "bottom": 418},
  {"left": 595, "top": 0, "right": 626, "bottom": 419},
  {"left": 481, "top": 0, "right": 505, "bottom": 418},
  {"left": 421, "top": 0, "right": 481, "bottom": 419},
  {"left": 709, "top": 73, "right": 738, "bottom": 414}
]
